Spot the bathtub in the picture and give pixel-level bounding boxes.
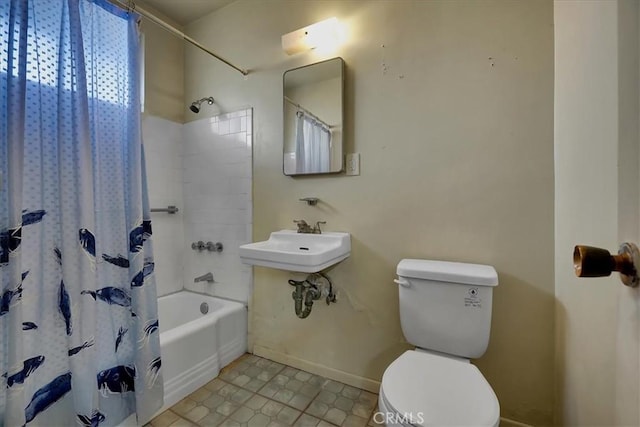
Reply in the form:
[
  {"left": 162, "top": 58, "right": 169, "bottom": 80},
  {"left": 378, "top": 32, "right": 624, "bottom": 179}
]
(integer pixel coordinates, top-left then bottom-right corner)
[
  {"left": 158, "top": 291, "right": 247, "bottom": 409},
  {"left": 120, "top": 291, "right": 246, "bottom": 426}
]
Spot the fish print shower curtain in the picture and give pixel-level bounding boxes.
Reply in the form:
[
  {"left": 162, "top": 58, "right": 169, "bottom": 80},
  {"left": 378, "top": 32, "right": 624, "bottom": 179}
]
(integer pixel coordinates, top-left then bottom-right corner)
[{"left": 0, "top": 0, "right": 163, "bottom": 425}]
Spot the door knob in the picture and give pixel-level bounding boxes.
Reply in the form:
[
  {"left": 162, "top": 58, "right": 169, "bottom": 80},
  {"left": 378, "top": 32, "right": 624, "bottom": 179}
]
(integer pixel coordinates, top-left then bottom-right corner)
[{"left": 573, "top": 243, "right": 640, "bottom": 287}]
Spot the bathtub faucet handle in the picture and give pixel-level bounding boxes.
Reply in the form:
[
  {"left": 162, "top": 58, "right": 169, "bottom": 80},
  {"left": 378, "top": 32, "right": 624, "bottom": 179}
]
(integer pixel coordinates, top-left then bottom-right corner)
[
  {"left": 205, "top": 241, "right": 223, "bottom": 252},
  {"left": 191, "top": 241, "right": 205, "bottom": 251},
  {"left": 194, "top": 272, "right": 214, "bottom": 283}
]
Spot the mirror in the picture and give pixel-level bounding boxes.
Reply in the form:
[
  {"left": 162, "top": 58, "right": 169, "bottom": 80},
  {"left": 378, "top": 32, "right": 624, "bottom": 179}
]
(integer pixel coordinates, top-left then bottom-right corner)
[{"left": 283, "top": 57, "right": 344, "bottom": 176}]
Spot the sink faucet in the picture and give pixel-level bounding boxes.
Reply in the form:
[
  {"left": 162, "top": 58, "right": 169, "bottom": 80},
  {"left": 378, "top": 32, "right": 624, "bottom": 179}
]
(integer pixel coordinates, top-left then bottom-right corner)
[
  {"left": 194, "top": 272, "right": 214, "bottom": 283},
  {"left": 294, "top": 220, "right": 313, "bottom": 233},
  {"left": 294, "top": 220, "right": 326, "bottom": 234}
]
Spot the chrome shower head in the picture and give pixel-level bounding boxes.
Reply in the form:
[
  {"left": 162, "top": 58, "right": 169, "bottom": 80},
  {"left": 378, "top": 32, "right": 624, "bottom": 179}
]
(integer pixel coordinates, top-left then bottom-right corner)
[{"left": 189, "top": 97, "right": 215, "bottom": 114}]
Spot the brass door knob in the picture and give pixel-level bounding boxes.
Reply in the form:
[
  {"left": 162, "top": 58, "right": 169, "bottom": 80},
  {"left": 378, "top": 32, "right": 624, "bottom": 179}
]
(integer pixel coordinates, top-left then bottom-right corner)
[{"left": 573, "top": 243, "right": 640, "bottom": 287}]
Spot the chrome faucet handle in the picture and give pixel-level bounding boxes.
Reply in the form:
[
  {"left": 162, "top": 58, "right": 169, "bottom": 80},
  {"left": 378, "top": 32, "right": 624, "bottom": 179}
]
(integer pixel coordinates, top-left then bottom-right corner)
[
  {"left": 314, "top": 221, "right": 326, "bottom": 234},
  {"left": 205, "top": 241, "right": 223, "bottom": 252},
  {"left": 191, "top": 241, "right": 205, "bottom": 251}
]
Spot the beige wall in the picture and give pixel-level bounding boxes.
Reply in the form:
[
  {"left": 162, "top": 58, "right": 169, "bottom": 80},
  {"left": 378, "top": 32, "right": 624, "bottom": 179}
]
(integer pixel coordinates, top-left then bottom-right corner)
[
  {"left": 138, "top": 0, "right": 184, "bottom": 123},
  {"left": 185, "top": 1, "right": 554, "bottom": 425},
  {"left": 554, "top": 0, "right": 640, "bottom": 425}
]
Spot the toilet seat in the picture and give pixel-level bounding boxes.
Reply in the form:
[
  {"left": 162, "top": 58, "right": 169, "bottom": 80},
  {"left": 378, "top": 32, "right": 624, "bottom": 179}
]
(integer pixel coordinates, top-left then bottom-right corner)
[
  {"left": 379, "top": 350, "right": 499, "bottom": 427},
  {"left": 378, "top": 388, "right": 414, "bottom": 427}
]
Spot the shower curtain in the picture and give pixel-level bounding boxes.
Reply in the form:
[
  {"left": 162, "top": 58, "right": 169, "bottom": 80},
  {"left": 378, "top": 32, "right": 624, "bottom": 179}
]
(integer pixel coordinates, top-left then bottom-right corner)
[
  {"left": 295, "top": 112, "right": 331, "bottom": 173},
  {"left": 0, "top": 1, "right": 163, "bottom": 426}
]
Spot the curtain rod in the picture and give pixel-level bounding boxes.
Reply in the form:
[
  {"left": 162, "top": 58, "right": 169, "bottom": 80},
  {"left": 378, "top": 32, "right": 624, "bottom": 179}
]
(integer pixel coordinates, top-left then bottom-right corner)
[
  {"left": 111, "top": 0, "right": 249, "bottom": 76},
  {"left": 284, "top": 96, "right": 331, "bottom": 129}
]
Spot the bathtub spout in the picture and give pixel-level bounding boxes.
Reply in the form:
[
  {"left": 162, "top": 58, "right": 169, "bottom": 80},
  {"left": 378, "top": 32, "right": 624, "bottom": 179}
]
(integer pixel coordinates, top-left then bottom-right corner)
[{"left": 194, "top": 272, "right": 214, "bottom": 283}]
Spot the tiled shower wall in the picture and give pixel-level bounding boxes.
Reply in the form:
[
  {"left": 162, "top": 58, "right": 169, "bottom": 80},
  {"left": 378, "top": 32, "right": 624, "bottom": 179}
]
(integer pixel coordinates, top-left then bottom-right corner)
[
  {"left": 142, "top": 115, "right": 185, "bottom": 297},
  {"left": 142, "top": 110, "right": 252, "bottom": 303},
  {"left": 182, "top": 109, "right": 253, "bottom": 303}
]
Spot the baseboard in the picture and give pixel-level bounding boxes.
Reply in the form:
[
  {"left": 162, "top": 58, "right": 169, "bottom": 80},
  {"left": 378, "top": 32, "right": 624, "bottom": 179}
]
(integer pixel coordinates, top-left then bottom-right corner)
[
  {"left": 499, "top": 417, "right": 533, "bottom": 427},
  {"left": 253, "top": 345, "right": 381, "bottom": 394}
]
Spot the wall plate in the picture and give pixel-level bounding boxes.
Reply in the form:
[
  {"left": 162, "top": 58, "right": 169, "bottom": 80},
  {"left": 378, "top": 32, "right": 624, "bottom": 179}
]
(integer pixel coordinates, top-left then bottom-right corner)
[{"left": 346, "top": 153, "right": 360, "bottom": 176}]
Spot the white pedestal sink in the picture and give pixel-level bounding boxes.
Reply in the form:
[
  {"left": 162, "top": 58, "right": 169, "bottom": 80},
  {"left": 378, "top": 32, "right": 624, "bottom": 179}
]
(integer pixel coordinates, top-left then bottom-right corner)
[{"left": 239, "top": 230, "right": 351, "bottom": 273}]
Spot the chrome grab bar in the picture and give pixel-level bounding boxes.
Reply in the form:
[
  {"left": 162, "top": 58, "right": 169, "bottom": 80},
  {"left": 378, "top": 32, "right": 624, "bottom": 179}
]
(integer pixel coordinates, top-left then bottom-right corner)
[{"left": 150, "top": 205, "right": 179, "bottom": 214}]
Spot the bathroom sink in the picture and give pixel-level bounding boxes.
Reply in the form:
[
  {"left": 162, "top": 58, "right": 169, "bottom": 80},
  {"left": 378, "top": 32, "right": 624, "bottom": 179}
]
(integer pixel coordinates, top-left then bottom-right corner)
[{"left": 239, "top": 230, "right": 351, "bottom": 273}]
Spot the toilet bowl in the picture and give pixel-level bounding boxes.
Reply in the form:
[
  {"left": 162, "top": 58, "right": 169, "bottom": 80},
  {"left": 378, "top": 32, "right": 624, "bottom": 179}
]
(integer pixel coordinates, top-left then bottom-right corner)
[{"left": 378, "top": 350, "right": 499, "bottom": 427}]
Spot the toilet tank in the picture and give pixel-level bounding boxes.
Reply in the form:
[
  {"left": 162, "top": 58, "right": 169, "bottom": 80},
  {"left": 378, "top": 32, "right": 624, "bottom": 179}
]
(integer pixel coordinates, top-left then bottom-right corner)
[{"left": 396, "top": 259, "right": 498, "bottom": 359}]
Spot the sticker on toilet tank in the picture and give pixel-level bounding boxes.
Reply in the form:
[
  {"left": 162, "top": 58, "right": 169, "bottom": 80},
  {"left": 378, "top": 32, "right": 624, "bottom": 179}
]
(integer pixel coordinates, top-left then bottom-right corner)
[{"left": 464, "top": 288, "right": 482, "bottom": 308}]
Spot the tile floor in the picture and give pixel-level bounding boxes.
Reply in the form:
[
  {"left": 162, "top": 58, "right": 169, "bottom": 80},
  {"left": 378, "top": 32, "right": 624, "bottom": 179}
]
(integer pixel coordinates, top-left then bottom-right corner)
[{"left": 147, "top": 354, "right": 382, "bottom": 427}]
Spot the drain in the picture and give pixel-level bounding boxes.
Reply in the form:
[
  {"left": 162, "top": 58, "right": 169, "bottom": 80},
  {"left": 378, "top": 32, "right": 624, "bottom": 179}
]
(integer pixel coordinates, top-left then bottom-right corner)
[{"left": 200, "top": 302, "right": 209, "bottom": 314}]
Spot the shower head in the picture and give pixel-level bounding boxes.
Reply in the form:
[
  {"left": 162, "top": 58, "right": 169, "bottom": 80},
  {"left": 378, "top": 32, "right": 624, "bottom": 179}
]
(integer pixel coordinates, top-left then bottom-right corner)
[{"left": 189, "top": 97, "right": 214, "bottom": 114}]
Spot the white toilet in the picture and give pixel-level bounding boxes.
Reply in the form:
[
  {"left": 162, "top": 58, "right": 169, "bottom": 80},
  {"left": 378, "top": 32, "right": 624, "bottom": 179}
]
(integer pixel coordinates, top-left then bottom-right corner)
[{"left": 378, "top": 259, "right": 500, "bottom": 427}]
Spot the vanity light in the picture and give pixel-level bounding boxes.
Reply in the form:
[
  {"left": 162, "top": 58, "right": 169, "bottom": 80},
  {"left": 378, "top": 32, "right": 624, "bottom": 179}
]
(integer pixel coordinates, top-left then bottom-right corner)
[{"left": 282, "top": 17, "right": 343, "bottom": 55}]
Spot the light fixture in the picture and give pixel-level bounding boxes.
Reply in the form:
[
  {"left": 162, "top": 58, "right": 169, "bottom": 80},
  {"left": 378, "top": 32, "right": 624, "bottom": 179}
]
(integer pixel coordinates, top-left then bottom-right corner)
[{"left": 282, "top": 17, "right": 343, "bottom": 56}]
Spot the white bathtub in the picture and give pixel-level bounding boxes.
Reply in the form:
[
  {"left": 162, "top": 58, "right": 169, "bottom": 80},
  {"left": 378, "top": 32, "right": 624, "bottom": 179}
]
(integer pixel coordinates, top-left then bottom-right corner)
[
  {"left": 158, "top": 291, "right": 247, "bottom": 410},
  {"left": 158, "top": 291, "right": 247, "bottom": 409}
]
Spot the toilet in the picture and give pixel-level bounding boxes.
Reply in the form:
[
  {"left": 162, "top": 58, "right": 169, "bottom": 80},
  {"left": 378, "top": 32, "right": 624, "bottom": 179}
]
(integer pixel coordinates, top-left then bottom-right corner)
[{"left": 378, "top": 259, "right": 500, "bottom": 427}]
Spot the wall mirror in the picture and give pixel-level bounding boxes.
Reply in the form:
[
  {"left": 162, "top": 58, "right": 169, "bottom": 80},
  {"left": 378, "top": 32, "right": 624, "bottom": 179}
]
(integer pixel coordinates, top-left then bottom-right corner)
[{"left": 283, "top": 57, "right": 344, "bottom": 176}]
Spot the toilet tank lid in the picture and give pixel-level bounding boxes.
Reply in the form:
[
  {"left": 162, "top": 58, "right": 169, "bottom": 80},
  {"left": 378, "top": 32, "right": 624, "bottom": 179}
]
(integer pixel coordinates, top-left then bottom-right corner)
[{"left": 397, "top": 259, "right": 498, "bottom": 286}]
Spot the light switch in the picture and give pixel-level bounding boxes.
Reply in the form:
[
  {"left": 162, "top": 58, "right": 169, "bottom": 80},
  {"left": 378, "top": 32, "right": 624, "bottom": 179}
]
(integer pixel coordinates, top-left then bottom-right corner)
[{"left": 346, "top": 153, "right": 360, "bottom": 176}]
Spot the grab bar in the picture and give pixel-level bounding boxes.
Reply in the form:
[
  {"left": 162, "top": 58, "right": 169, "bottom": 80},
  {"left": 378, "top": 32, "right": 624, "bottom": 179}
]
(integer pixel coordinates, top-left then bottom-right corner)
[{"left": 150, "top": 205, "right": 179, "bottom": 214}]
